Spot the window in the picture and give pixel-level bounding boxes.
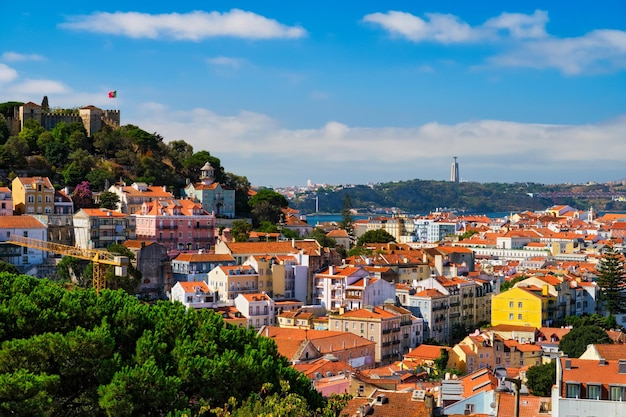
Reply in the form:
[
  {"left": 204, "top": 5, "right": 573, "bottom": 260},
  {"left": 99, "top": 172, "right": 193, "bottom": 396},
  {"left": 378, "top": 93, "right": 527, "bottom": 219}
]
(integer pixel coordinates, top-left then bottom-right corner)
[
  {"left": 609, "top": 385, "right": 626, "bottom": 401},
  {"left": 509, "top": 301, "right": 514, "bottom": 308},
  {"left": 509, "top": 313, "right": 514, "bottom": 320},
  {"left": 566, "top": 383, "right": 581, "bottom": 399},
  {"left": 587, "top": 384, "right": 601, "bottom": 400},
  {"left": 518, "top": 301, "right": 523, "bottom": 308},
  {"left": 518, "top": 314, "right": 523, "bottom": 320}
]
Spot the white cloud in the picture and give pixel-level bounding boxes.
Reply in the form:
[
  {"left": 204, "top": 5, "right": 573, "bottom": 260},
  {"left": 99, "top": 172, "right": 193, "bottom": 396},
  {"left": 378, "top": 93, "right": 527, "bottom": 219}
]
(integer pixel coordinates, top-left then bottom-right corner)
[
  {"left": 7, "top": 79, "right": 69, "bottom": 95},
  {"left": 483, "top": 10, "right": 548, "bottom": 39},
  {"left": 491, "top": 29, "right": 626, "bottom": 74},
  {"left": 207, "top": 56, "right": 244, "bottom": 68},
  {"left": 129, "top": 103, "right": 626, "bottom": 186},
  {"left": 364, "top": 9, "right": 626, "bottom": 75},
  {"left": 0, "top": 64, "right": 18, "bottom": 83},
  {"left": 60, "top": 9, "right": 307, "bottom": 40},
  {"left": 1, "top": 52, "right": 45, "bottom": 62},
  {"left": 362, "top": 11, "right": 475, "bottom": 43}
]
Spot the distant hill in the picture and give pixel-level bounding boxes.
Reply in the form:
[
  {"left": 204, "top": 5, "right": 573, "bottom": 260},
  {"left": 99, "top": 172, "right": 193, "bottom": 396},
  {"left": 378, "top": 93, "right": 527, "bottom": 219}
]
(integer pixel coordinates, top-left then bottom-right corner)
[{"left": 289, "top": 180, "right": 626, "bottom": 215}]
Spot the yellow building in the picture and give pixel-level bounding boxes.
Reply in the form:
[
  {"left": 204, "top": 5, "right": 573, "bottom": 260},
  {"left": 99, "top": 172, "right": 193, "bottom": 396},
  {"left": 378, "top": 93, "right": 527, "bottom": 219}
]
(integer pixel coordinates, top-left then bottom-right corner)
[
  {"left": 12, "top": 176, "right": 55, "bottom": 215},
  {"left": 491, "top": 286, "right": 555, "bottom": 329}
]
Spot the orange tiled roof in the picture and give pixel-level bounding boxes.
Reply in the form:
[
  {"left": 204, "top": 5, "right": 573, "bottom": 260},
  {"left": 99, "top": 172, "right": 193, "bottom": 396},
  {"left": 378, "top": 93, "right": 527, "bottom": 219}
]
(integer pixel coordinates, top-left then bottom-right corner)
[
  {"left": 339, "top": 306, "right": 396, "bottom": 319},
  {"left": 0, "top": 215, "right": 46, "bottom": 229},
  {"left": 174, "top": 253, "right": 235, "bottom": 263},
  {"left": 405, "top": 344, "right": 451, "bottom": 361},
  {"left": 177, "top": 281, "right": 210, "bottom": 293}
]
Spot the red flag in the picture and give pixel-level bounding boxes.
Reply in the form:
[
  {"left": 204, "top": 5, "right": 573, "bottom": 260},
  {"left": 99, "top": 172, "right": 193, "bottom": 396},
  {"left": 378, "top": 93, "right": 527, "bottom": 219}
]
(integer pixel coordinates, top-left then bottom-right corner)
[{"left": 108, "top": 91, "right": 117, "bottom": 98}]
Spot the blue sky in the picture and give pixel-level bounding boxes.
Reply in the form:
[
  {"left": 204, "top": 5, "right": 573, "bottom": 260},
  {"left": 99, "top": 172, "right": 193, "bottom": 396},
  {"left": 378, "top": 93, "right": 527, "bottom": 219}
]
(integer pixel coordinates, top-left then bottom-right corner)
[{"left": 2, "top": 1, "right": 625, "bottom": 187}]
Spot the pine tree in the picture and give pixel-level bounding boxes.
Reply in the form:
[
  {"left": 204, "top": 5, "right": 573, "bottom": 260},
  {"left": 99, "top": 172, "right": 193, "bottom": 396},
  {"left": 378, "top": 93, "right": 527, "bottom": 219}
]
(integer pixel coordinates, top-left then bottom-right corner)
[
  {"left": 41, "top": 95, "right": 49, "bottom": 113},
  {"left": 596, "top": 245, "right": 626, "bottom": 315},
  {"left": 339, "top": 194, "right": 355, "bottom": 242}
]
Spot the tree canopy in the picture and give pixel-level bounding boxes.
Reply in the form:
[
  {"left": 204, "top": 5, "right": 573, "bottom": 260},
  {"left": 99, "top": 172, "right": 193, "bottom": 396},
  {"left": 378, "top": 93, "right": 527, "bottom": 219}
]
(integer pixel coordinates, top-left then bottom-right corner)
[
  {"left": 248, "top": 189, "right": 288, "bottom": 227},
  {"left": 558, "top": 324, "right": 612, "bottom": 358},
  {"left": 596, "top": 245, "right": 626, "bottom": 316},
  {"left": 525, "top": 362, "right": 556, "bottom": 396},
  {"left": 0, "top": 273, "right": 327, "bottom": 416},
  {"left": 356, "top": 229, "right": 396, "bottom": 247}
]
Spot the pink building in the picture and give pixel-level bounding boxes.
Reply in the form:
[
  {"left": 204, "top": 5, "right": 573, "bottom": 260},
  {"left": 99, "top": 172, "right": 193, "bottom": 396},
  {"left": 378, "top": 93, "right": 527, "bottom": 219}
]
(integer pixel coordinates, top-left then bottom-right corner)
[
  {"left": 134, "top": 199, "right": 215, "bottom": 251},
  {"left": 0, "top": 187, "right": 13, "bottom": 215}
]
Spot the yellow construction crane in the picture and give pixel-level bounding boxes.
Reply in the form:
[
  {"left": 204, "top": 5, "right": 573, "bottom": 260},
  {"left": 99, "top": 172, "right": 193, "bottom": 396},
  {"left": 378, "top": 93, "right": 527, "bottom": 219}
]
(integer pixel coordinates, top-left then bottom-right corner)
[{"left": 7, "top": 235, "right": 129, "bottom": 293}]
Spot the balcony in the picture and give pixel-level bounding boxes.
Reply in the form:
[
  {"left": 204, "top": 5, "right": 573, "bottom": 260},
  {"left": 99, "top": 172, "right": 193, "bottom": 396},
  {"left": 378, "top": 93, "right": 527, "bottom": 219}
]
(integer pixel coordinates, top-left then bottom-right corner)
[
  {"left": 382, "top": 341, "right": 392, "bottom": 347},
  {"left": 382, "top": 328, "right": 392, "bottom": 334},
  {"left": 392, "top": 340, "right": 401, "bottom": 345},
  {"left": 157, "top": 224, "right": 178, "bottom": 230}
]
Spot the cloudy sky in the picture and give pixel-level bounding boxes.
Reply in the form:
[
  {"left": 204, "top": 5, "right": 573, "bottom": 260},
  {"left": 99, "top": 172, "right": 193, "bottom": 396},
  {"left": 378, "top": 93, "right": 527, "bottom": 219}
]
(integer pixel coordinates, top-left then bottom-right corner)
[{"left": 2, "top": 1, "right": 625, "bottom": 187}]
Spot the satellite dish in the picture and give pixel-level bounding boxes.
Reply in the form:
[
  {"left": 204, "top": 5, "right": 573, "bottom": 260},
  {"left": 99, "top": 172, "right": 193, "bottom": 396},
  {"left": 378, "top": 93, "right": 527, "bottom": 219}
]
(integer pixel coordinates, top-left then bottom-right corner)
[{"left": 490, "top": 402, "right": 496, "bottom": 409}]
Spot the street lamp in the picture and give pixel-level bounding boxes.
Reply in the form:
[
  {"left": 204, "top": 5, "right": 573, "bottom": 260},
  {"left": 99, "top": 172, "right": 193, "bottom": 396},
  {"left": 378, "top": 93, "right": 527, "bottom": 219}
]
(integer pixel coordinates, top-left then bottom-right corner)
[{"left": 496, "top": 377, "right": 521, "bottom": 417}]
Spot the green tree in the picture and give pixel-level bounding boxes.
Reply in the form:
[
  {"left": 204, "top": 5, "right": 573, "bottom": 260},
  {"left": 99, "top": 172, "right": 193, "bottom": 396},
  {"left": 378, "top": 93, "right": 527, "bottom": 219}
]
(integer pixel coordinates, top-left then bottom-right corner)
[
  {"left": 559, "top": 325, "right": 612, "bottom": 358},
  {"left": 307, "top": 227, "right": 336, "bottom": 248},
  {"left": 596, "top": 245, "right": 626, "bottom": 315},
  {"left": 99, "top": 191, "right": 120, "bottom": 210},
  {"left": 339, "top": 194, "right": 355, "bottom": 241},
  {"left": 433, "top": 348, "right": 449, "bottom": 376},
  {"left": 356, "top": 229, "right": 396, "bottom": 246},
  {"left": 0, "top": 115, "right": 10, "bottom": 145},
  {"left": 0, "top": 260, "right": 19, "bottom": 274},
  {"left": 224, "top": 172, "right": 251, "bottom": 217},
  {"left": 500, "top": 275, "right": 529, "bottom": 292},
  {"left": 525, "top": 362, "right": 556, "bottom": 396},
  {"left": 18, "top": 118, "right": 44, "bottom": 151},
  {"left": 232, "top": 220, "right": 253, "bottom": 242},
  {"left": 248, "top": 189, "right": 288, "bottom": 227},
  {"left": 105, "top": 244, "right": 141, "bottom": 294}
]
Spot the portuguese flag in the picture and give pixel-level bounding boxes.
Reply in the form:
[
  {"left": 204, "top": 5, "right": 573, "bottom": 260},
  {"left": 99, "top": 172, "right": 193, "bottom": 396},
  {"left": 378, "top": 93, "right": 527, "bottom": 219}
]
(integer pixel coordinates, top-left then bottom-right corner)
[{"left": 108, "top": 91, "right": 117, "bottom": 98}]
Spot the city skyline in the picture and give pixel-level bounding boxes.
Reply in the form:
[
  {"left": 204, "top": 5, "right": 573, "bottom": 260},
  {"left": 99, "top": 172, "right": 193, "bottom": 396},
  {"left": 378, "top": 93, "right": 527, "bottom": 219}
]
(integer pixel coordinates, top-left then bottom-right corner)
[{"left": 1, "top": 1, "right": 625, "bottom": 187}]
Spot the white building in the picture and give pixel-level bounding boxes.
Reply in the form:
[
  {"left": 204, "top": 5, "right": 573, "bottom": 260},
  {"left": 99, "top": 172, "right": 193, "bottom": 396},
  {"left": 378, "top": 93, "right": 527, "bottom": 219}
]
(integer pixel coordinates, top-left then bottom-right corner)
[
  {"left": 0, "top": 216, "right": 48, "bottom": 270},
  {"left": 170, "top": 280, "right": 218, "bottom": 309},
  {"left": 234, "top": 292, "right": 275, "bottom": 329}
]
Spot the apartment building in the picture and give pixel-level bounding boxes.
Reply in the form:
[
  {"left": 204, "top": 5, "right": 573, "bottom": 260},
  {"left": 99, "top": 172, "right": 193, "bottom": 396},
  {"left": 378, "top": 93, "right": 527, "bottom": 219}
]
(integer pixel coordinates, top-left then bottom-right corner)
[
  {"left": 234, "top": 292, "right": 275, "bottom": 329},
  {"left": 207, "top": 264, "right": 259, "bottom": 301},
  {"left": 171, "top": 252, "right": 235, "bottom": 283},
  {"left": 134, "top": 198, "right": 215, "bottom": 250},
  {"left": 12, "top": 176, "right": 54, "bottom": 215},
  {"left": 329, "top": 305, "right": 407, "bottom": 365},
  {"left": 0, "top": 187, "right": 13, "bottom": 215},
  {"left": 73, "top": 208, "right": 136, "bottom": 249},
  {"left": 491, "top": 285, "right": 556, "bottom": 328},
  {"left": 107, "top": 182, "right": 174, "bottom": 215}
]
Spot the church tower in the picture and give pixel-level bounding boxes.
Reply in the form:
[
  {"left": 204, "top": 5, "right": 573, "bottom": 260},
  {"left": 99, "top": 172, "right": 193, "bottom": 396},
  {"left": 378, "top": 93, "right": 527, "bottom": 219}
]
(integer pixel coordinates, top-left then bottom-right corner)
[{"left": 200, "top": 162, "right": 215, "bottom": 185}]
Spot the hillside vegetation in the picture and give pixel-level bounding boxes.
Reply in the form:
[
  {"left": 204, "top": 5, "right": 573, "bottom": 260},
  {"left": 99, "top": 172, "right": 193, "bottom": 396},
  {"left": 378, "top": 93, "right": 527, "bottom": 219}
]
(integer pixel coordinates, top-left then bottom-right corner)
[
  {"left": 290, "top": 180, "right": 626, "bottom": 214},
  {"left": 0, "top": 101, "right": 251, "bottom": 215}
]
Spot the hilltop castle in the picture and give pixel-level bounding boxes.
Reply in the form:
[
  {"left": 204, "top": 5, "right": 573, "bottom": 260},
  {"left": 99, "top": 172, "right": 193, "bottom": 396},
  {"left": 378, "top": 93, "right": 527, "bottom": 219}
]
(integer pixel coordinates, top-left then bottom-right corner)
[{"left": 5, "top": 100, "right": 120, "bottom": 137}]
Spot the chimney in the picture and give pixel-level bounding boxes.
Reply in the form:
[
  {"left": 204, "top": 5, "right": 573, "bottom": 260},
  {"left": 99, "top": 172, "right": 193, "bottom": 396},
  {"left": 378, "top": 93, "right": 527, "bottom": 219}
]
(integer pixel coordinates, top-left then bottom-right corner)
[
  {"left": 329, "top": 265, "right": 335, "bottom": 275},
  {"left": 542, "top": 285, "right": 549, "bottom": 296},
  {"left": 564, "top": 359, "right": 571, "bottom": 370}
]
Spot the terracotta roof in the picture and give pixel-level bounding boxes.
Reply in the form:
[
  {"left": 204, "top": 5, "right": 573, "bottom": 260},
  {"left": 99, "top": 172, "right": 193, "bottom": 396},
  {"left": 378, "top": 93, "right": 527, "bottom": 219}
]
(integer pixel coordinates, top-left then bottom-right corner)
[
  {"left": 339, "top": 306, "right": 397, "bottom": 320},
  {"left": 173, "top": 253, "right": 235, "bottom": 263},
  {"left": 223, "top": 240, "right": 321, "bottom": 255},
  {"left": 0, "top": 215, "right": 46, "bottom": 229},
  {"left": 239, "top": 292, "right": 271, "bottom": 302},
  {"left": 341, "top": 390, "right": 431, "bottom": 417},
  {"left": 177, "top": 281, "right": 210, "bottom": 293},
  {"left": 497, "top": 393, "right": 551, "bottom": 417},
  {"left": 78, "top": 208, "right": 127, "bottom": 217},
  {"left": 590, "top": 344, "right": 626, "bottom": 360},
  {"left": 405, "top": 344, "right": 451, "bottom": 361}
]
